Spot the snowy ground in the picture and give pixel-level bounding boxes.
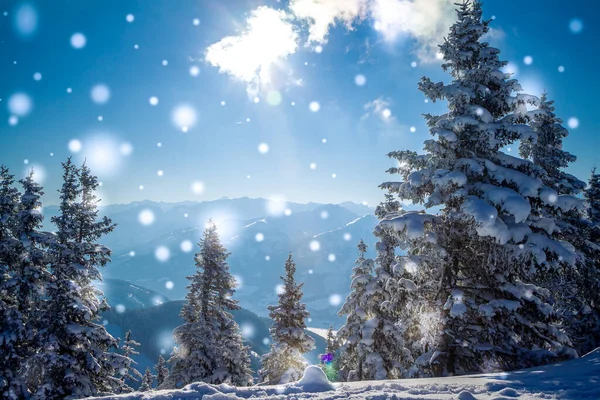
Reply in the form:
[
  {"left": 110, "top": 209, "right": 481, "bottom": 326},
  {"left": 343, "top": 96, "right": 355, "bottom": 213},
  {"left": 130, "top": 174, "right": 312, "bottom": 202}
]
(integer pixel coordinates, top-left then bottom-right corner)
[{"left": 91, "top": 349, "right": 600, "bottom": 399}]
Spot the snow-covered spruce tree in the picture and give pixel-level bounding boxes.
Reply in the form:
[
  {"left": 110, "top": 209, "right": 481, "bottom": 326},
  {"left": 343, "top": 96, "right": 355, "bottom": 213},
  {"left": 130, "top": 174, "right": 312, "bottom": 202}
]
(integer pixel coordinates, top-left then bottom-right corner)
[
  {"left": 360, "top": 195, "right": 413, "bottom": 380},
  {"left": 0, "top": 166, "right": 25, "bottom": 399},
  {"left": 154, "top": 355, "right": 169, "bottom": 387},
  {"left": 325, "top": 325, "right": 339, "bottom": 355},
  {"left": 519, "top": 94, "right": 597, "bottom": 354},
  {"left": 118, "top": 330, "right": 143, "bottom": 391},
  {"left": 258, "top": 253, "right": 315, "bottom": 384},
  {"left": 573, "top": 169, "right": 600, "bottom": 353},
  {"left": 336, "top": 240, "right": 376, "bottom": 381},
  {"left": 379, "top": 0, "right": 577, "bottom": 376},
  {"left": 139, "top": 368, "right": 154, "bottom": 392},
  {"left": 35, "top": 160, "right": 130, "bottom": 399},
  {"left": 1, "top": 169, "right": 51, "bottom": 399},
  {"left": 163, "top": 220, "right": 252, "bottom": 389}
]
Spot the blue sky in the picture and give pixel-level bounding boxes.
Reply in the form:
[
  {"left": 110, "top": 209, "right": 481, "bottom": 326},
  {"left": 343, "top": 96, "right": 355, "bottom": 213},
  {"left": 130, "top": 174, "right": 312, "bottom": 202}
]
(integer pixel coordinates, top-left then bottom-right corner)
[{"left": 1, "top": 0, "right": 598, "bottom": 207}]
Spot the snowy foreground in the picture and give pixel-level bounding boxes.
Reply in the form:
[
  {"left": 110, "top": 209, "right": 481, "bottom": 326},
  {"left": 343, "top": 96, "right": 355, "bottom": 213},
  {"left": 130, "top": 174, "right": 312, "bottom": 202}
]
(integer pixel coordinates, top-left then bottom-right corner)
[{"left": 91, "top": 350, "right": 600, "bottom": 400}]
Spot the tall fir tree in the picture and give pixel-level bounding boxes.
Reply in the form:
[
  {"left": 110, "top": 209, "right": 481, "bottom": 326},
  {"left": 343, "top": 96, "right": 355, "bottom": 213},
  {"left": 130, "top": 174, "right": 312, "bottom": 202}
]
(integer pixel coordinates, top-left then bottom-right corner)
[
  {"left": 336, "top": 240, "right": 376, "bottom": 381},
  {"left": 258, "top": 253, "right": 315, "bottom": 384},
  {"left": 154, "top": 355, "right": 169, "bottom": 388},
  {"left": 0, "top": 166, "right": 25, "bottom": 399},
  {"left": 378, "top": 0, "right": 576, "bottom": 376},
  {"left": 0, "top": 169, "right": 50, "bottom": 399},
  {"left": 35, "top": 160, "right": 130, "bottom": 399},
  {"left": 163, "top": 221, "right": 252, "bottom": 388},
  {"left": 139, "top": 368, "right": 154, "bottom": 392},
  {"left": 118, "top": 330, "right": 143, "bottom": 392},
  {"left": 519, "top": 93, "right": 596, "bottom": 354},
  {"left": 324, "top": 325, "right": 338, "bottom": 355}
]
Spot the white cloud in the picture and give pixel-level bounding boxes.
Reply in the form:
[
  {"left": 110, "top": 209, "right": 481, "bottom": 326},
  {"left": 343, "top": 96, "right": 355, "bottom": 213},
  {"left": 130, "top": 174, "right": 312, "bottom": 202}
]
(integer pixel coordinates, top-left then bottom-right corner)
[
  {"left": 289, "top": 0, "right": 370, "bottom": 44},
  {"left": 370, "top": 0, "right": 456, "bottom": 62},
  {"left": 205, "top": 7, "right": 298, "bottom": 96},
  {"left": 362, "top": 97, "right": 394, "bottom": 123}
]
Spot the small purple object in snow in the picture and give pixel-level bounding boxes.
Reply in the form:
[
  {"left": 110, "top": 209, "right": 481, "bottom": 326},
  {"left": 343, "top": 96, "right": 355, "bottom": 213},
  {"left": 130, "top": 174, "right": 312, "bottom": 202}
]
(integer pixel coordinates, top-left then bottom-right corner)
[{"left": 321, "top": 353, "right": 334, "bottom": 364}]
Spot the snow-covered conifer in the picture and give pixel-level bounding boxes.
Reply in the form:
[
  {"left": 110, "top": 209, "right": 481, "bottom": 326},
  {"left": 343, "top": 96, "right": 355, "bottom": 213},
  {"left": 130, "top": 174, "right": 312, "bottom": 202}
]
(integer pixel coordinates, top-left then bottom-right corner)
[
  {"left": 258, "top": 253, "right": 315, "bottom": 384},
  {"left": 1, "top": 169, "right": 49, "bottom": 399},
  {"left": 154, "top": 355, "right": 169, "bottom": 387},
  {"left": 379, "top": 0, "right": 576, "bottom": 375},
  {"left": 163, "top": 221, "right": 252, "bottom": 388},
  {"left": 118, "top": 330, "right": 143, "bottom": 391},
  {"left": 35, "top": 160, "right": 129, "bottom": 399},
  {"left": 336, "top": 240, "right": 375, "bottom": 381},
  {"left": 139, "top": 368, "right": 154, "bottom": 392},
  {"left": 325, "top": 325, "right": 338, "bottom": 355}
]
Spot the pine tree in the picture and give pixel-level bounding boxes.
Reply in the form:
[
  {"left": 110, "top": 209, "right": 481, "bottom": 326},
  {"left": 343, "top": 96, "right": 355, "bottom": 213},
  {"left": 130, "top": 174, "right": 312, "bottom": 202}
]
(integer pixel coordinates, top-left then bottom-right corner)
[
  {"left": 35, "top": 160, "right": 129, "bottom": 399},
  {"left": 325, "top": 325, "right": 338, "bottom": 355},
  {"left": 258, "top": 253, "right": 315, "bottom": 384},
  {"left": 379, "top": 0, "right": 576, "bottom": 376},
  {"left": 520, "top": 93, "right": 595, "bottom": 354},
  {"left": 0, "top": 168, "right": 49, "bottom": 399},
  {"left": 163, "top": 221, "right": 252, "bottom": 388},
  {"left": 118, "top": 331, "right": 143, "bottom": 392},
  {"left": 573, "top": 169, "right": 600, "bottom": 353},
  {"left": 139, "top": 368, "right": 154, "bottom": 392},
  {"left": 336, "top": 240, "right": 372, "bottom": 381},
  {"left": 154, "top": 355, "right": 169, "bottom": 387}
]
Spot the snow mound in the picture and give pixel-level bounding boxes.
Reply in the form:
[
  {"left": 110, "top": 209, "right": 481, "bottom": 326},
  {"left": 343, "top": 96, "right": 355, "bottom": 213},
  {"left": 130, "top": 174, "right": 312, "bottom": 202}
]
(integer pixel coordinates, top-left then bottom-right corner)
[
  {"left": 88, "top": 348, "right": 600, "bottom": 399},
  {"left": 293, "top": 365, "right": 335, "bottom": 392}
]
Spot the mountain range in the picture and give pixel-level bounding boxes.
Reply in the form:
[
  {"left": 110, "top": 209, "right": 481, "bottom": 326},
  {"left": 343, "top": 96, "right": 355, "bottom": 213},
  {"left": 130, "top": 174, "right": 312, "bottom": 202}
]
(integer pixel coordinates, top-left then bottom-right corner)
[{"left": 43, "top": 197, "right": 379, "bottom": 327}]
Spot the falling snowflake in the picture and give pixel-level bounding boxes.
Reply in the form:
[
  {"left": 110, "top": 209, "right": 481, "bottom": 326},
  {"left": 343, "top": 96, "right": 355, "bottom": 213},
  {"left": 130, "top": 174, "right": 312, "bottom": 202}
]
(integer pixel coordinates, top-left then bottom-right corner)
[
  {"left": 126, "top": 14, "right": 134, "bottom": 23},
  {"left": 155, "top": 246, "right": 170, "bottom": 262},
  {"left": 70, "top": 33, "right": 87, "bottom": 49},
  {"left": 329, "top": 294, "right": 342, "bottom": 306},
  {"left": 523, "top": 55, "right": 533, "bottom": 65},
  {"left": 328, "top": 254, "right": 336, "bottom": 262},
  {"left": 255, "top": 233, "right": 265, "bottom": 242},
  {"left": 309, "top": 101, "right": 320, "bottom": 112},
  {"left": 191, "top": 181, "right": 204, "bottom": 194},
  {"left": 149, "top": 96, "right": 159, "bottom": 106},
  {"left": 180, "top": 240, "right": 193, "bottom": 252},
  {"left": 343, "top": 233, "right": 352, "bottom": 241},
  {"left": 354, "top": 74, "right": 366, "bottom": 86},
  {"left": 309, "top": 240, "right": 320, "bottom": 251},
  {"left": 568, "top": 117, "right": 579, "bottom": 129},
  {"left": 138, "top": 209, "right": 155, "bottom": 226},
  {"left": 91, "top": 84, "right": 111, "bottom": 104},
  {"left": 165, "top": 281, "right": 174, "bottom": 290},
  {"left": 320, "top": 210, "right": 329, "bottom": 219},
  {"left": 68, "top": 139, "right": 82, "bottom": 153},
  {"left": 258, "top": 143, "right": 270, "bottom": 154}
]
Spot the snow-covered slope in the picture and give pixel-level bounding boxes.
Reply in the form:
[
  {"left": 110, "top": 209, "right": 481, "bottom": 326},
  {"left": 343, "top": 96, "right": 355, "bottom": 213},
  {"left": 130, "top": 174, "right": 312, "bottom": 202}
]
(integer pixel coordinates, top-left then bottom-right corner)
[{"left": 89, "top": 348, "right": 600, "bottom": 399}]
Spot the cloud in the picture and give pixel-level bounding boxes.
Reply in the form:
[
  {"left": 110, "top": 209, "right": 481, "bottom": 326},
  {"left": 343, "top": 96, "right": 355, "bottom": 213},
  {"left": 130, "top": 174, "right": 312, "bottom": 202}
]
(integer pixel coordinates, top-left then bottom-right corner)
[
  {"left": 290, "top": 0, "right": 456, "bottom": 61},
  {"left": 205, "top": 0, "right": 459, "bottom": 94},
  {"left": 289, "top": 0, "right": 370, "bottom": 44},
  {"left": 205, "top": 6, "right": 298, "bottom": 97},
  {"left": 362, "top": 97, "right": 395, "bottom": 123},
  {"left": 370, "top": 0, "right": 456, "bottom": 61}
]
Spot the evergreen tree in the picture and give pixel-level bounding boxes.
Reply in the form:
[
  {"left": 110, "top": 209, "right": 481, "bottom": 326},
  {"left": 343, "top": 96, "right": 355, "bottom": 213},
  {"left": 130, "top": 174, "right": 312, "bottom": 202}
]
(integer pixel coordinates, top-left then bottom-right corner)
[
  {"left": 258, "top": 253, "right": 315, "bottom": 384},
  {"left": 139, "top": 368, "right": 154, "bottom": 392},
  {"left": 325, "top": 325, "right": 338, "bottom": 355},
  {"left": 154, "top": 355, "right": 169, "bottom": 387},
  {"left": 35, "top": 160, "right": 129, "bottom": 399},
  {"left": 163, "top": 221, "right": 252, "bottom": 388},
  {"left": 379, "top": 0, "right": 576, "bottom": 376},
  {"left": 118, "top": 331, "right": 143, "bottom": 392},
  {"left": 520, "top": 94, "right": 595, "bottom": 354},
  {"left": 0, "top": 169, "right": 50, "bottom": 399},
  {"left": 336, "top": 240, "right": 376, "bottom": 381}
]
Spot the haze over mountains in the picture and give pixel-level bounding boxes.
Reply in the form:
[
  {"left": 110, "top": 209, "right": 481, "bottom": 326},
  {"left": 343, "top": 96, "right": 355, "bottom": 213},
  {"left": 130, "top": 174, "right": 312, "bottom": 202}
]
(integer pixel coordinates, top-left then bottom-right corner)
[{"left": 43, "top": 197, "right": 379, "bottom": 327}]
